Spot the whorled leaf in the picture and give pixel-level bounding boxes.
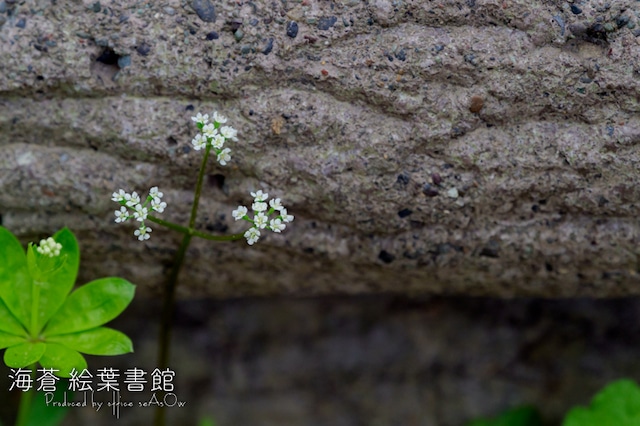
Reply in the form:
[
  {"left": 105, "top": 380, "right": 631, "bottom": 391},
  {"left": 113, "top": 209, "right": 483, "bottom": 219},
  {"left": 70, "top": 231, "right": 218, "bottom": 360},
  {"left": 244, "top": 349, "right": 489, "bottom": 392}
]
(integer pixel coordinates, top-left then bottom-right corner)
[
  {"left": 0, "top": 331, "right": 27, "bottom": 351},
  {"left": 4, "top": 341, "right": 46, "bottom": 368},
  {"left": 47, "top": 327, "right": 133, "bottom": 356},
  {"left": 44, "top": 277, "right": 135, "bottom": 335},
  {"left": 39, "top": 343, "right": 87, "bottom": 378},
  {"left": 0, "top": 297, "right": 27, "bottom": 337},
  {"left": 0, "top": 226, "right": 32, "bottom": 330}
]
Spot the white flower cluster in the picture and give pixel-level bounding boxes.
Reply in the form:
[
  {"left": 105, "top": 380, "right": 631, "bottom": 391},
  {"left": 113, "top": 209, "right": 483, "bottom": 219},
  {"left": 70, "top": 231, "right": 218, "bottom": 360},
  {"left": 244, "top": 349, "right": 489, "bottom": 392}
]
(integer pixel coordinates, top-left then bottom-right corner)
[
  {"left": 191, "top": 112, "right": 238, "bottom": 166},
  {"left": 36, "top": 237, "right": 62, "bottom": 257},
  {"left": 232, "top": 190, "right": 294, "bottom": 245},
  {"left": 111, "top": 186, "right": 167, "bottom": 241}
]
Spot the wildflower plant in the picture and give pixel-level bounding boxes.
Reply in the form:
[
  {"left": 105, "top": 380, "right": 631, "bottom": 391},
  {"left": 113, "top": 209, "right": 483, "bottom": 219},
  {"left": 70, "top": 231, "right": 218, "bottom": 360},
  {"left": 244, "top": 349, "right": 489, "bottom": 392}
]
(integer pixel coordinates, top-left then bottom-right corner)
[
  {"left": 110, "top": 111, "right": 294, "bottom": 426},
  {"left": 0, "top": 227, "right": 135, "bottom": 378}
]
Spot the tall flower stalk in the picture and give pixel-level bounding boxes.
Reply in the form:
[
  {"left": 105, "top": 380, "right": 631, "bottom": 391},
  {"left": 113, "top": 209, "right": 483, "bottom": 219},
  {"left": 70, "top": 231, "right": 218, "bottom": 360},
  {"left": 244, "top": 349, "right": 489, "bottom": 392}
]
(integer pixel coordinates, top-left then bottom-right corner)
[{"left": 111, "top": 112, "right": 293, "bottom": 426}]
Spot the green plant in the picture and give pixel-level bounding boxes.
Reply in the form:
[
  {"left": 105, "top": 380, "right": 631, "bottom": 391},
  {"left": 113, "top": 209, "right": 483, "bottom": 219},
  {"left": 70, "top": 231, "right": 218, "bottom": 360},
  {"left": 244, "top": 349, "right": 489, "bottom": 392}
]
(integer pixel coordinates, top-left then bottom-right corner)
[
  {"left": 111, "top": 111, "right": 294, "bottom": 426},
  {"left": 0, "top": 227, "right": 134, "bottom": 376},
  {"left": 562, "top": 379, "right": 640, "bottom": 426},
  {"left": 0, "top": 227, "right": 135, "bottom": 426}
]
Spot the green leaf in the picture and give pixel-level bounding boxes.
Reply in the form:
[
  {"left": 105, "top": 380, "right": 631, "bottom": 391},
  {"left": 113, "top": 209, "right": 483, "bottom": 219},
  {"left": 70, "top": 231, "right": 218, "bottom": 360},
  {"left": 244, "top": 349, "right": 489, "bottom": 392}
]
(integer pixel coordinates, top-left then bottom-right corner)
[
  {"left": 562, "top": 379, "right": 640, "bottom": 426},
  {"left": 0, "top": 226, "right": 32, "bottom": 330},
  {"left": 39, "top": 343, "right": 87, "bottom": 378},
  {"left": 4, "top": 342, "right": 46, "bottom": 368},
  {"left": 24, "top": 383, "right": 71, "bottom": 426},
  {"left": 48, "top": 327, "right": 133, "bottom": 356},
  {"left": 26, "top": 228, "right": 80, "bottom": 334},
  {"left": 0, "top": 330, "right": 27, "bottom": 350},
  {"left": 466, "top": 406, "right": 542, "bottom": 426},
  {"left": 0, "top": 297, "right": 27, "bottom": 336},
  {"left": 44, "top": 277, "right": 135, "bottom": 335}
]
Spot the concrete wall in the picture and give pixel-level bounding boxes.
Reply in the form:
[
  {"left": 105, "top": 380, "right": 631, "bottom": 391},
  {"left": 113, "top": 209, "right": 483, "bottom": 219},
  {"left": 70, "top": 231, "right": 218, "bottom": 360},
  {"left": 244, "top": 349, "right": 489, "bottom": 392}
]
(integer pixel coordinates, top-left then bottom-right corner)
[{"left": 2, "top": 0, "right": 640, "bottom": 296}]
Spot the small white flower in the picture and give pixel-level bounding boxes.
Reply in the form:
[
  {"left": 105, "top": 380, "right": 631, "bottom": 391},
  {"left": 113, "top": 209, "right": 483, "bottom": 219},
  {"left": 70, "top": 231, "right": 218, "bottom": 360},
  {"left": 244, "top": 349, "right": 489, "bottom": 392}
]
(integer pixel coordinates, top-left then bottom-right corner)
[
  {"left": 36, "top": 237, "right": 62, "bottom": 257},
  {"left": 111, "top": 189, "right": 127, "bottom": 203},
  {"left": 217, "top": 148, "right": 231, "bottom": 166},
  {"left": 115, "top": 206, "right": 129, "bottom": 223},
  {"left": 125, "top": 191, "right": 141, "bottom": 208},
  {"left": 149, "top": 187, "right": 163, "bottom": 199},
  {"left": 134, "top": 225, "right": 152, "bottom": 241},
  {"left": 244, "top": 227, "right": 260, "bottom": 245},
  {"left": 254, "top": 212, "right": 268, "bottom": 229},
  {"left": 133, "top": 204, "right": 148, "bottom": 222},
  {"left": 219, "top": 126, "right": 238, "bottom": 141},
  {"left": 251, "top": 190, "right": 268, "bottom": 202},
  {"left": 191, "top": 113, "right": 209, "bottom": 125},
  {"left": 151, "top": 197, "right": 167, "bottom": 213},
  {"left": 269, "top": 198, "right": 283, "bottom": 211},
  {"left": 212, "top": 111, "right": 227, "bottom": 124},
  {"left": 280, "top": 208, "right": 294, "bottom": 223},
  {"left": 211, "top": 134, "right": 225, "bottom": 149},
  {"left": 202, "top": 123, "right": 217, "bottom": 138},
  {"left": 192, "top": 133, "right": 207, "bottom": 150},
  {"left": 252, "top": 201, "right": 268, "bottom": 212},
  {"left": 232, "top": 205, "right": 248, "bottom": 221},
  {"left": 270, "top": 218, "right": 286, "bottom": 233}
]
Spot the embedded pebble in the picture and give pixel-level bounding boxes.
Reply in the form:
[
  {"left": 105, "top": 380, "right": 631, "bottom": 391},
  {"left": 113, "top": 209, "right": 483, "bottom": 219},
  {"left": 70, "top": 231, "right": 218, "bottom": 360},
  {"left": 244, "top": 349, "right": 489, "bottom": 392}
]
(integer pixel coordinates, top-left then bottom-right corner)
[
  {"left": 262, "top": 38, "right": 274, "bottom": 55},
  {"left": 616, "top": 16, "right": 630, "bottom": 29},
  {"left": 15, "top": 18, "right": 25, "bottom": 28},
  {"left": 398, "top": 208, "right": 412, "bottom": 218},
  {"left": 117, "top": 55, "right": 131, "bottom": 68},
  {"left": 553, "top": 14, "right": 565, "bottom": 36},
  {"left": 431, "top": 173, "right": 443, "bottom": 186},
  {"left": 446, "top": 188, "right": 459, "bottom": 199},
  {"left": 190, "top": 0, "right": 216, "bottom": 23},
  {"left": 397, "top": 173, "right": 410, "bottom": 185},
  {"left": 286, "top": 21, "right": 298, "bottom": 38},
  {"left": 423, "top": 184, "right": 439, "bottom": 197},
  {"left": 469, "top": 95, "right": 484, "bottom": 113},
  {"left": 317, "top": 16, "right": 337, "bottom": 30},
  {"left": 206, "top": 31, "right": 219, "bottom": 40},
  {"left": 464, "top": 54, "right": 478, "bottom": 66},
  {"left": 570, "top": 4, "right": 582, "bottom": 14},
  {"left": 163, "top": 7, "right": 175, "bottom": 15},
  {"left": 136, "top": 43, "right": 151, "bottom": 56}
]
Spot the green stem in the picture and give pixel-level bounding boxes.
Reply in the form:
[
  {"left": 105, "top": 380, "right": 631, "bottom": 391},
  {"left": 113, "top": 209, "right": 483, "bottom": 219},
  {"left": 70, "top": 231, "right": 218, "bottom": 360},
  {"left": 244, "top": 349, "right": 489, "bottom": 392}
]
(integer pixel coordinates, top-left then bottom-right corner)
[
  {"left": 155, "top": 144, "right": 215, "bottom": 426},
  {"left": 15, "top": 366, "right": 36, "bottom": 426},
  {"left": 153, "top": 232, "right": 191, "bottom": 426}
]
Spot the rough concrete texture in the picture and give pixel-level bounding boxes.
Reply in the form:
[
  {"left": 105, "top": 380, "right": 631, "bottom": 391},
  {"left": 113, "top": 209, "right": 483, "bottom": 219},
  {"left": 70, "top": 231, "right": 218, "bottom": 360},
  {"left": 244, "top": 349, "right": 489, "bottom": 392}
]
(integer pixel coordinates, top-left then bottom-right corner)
[
  {"left": 1, "top": 0, "right": 640, "bottom": 296},
  {"left": 3, "top": 296, "right": 640, "bottom": 426}
]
